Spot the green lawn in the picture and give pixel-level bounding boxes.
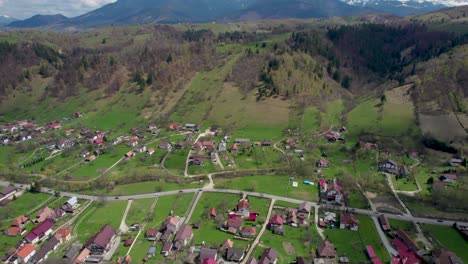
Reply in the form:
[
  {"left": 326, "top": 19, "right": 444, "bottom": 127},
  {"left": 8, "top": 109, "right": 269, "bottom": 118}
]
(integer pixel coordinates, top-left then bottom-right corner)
[
  {"left": 346, "top": 99, "right": 380, "bottom": 137},
  {"left": 391, "top": 176, "right": 419, "bottom": 191},
  {"left": 321, "top": 99, "right": 344, "bottom": 129},
  {"left": 324, "top": 215, "right": 390, "bottom": 263},
  {"left": 150, "top": 194, "right": 195, "bottom": 227},
  {"left": 125, "top": 198, "right": 156, "bottom": 226},
  {"left": 214, "top": 175, "right": 319, "bottom": 202},
  {"left": 347, "top": 192, "right": 369, "bottom": 209},
  {"left": 381, "top": 102, "right": 418, "bottom": 137},
  {"left": 422, "top": 225, "right": 468, "bottom": 262},
  {"left": 164, "top": 149, "right": 189, "bottom": 171},
  {"left": 96, "top": 180, "right": 203, "bottom": 196},
  {"left": 302, "top": 107, "right": 320, "bottom": 134},
  {"left": 260, "top": 225, "right": 321, "bottom": 263},
  {"left": 0, "top": 192, "right": 53, "bottom": 221},
  {"left": 75, "top": 200, "right": 128, "bottom": 242},
  {"left": 228, "top": 147, "right": 286, "bottom": 170}
]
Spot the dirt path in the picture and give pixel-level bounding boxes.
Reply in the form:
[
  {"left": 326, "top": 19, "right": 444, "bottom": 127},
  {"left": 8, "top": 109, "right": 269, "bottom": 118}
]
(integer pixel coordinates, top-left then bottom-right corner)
[
  {"left": 203, "top": 174, "right": 214, "bottom": 189},
  {"left": 56, "top": 161, "right": 84, "bottom": 176},
  {"left": 119, "top": 200, "right": 133, "bottom": 233},
  {"left": 213, "top": 152, "right": 225, "bottom": 170},
  {"left": 126, "top": 197, "right": 159, "bottom": 256},
  {"left": 242, "top": 199, "right": 275, "bottom": 264},
  {"left": 314, "top": 205, "right": 326, "bottom": 240},
  {"left": 185, "top": 130, "right": 215, "bottom": 177},
  {"left": 183, "top": 191, "right": 202, "bottom": 224},
  {"left": 17, "top": 148, "right": 43, "bottom": 166}
]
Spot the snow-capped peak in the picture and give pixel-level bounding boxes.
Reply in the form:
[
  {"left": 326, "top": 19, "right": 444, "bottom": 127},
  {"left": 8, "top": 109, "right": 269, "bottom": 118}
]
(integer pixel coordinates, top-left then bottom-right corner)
[{"left": 0, "top": 15, "right": 11, "bottom": 18}]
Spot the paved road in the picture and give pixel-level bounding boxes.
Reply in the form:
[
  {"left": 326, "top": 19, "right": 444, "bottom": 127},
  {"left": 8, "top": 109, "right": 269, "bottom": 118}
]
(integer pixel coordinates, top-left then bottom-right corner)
[{"left": 1, "top": 181, "right": 466, "bottom": 228}]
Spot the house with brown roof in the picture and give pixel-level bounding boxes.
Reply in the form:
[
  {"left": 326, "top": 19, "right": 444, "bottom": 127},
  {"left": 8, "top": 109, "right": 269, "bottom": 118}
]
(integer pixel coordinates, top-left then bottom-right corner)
[
  {"left": 317, "top": 159, "right": 330, "bottom": 168},
  {"left": 208, "top": 208, "right": 217, "bottom": 219},
  {"left": 30, "top": 237, "right": 59, "bottom": 264},
  {"left": 73, "top": 248, "right": 90, "bottom": 264},
  {"left": 259, "top": 248, "right": 278, "bottom": 264},
  {"left": 224, "top": 217, "right": 243, "bottom": 233},
  {"left": 12, "top": 215, "right": 28, "bottom": 227},
  {"left": 146, "top": 147, "right": 155, "bottom": 156},
  {"left": 35, "top": 207, "right": 54, "bottom": 224},
  {"left": 86, "top": 225, "right": 116, "bottom": 255},
  {"left": 145, "top": 228, "right": 158, "bottom": 241},
  {"left": 220, "top": 239, "right": 234, "bottom": 252},
  {"left": 173, "top": 225, "right": 193, "bottom": 250},
  {"left": 432, "top": 248, "right": 463, "bottom": 264},
  {"left": 6, "top": 226, "right": 24, "bottom": 237},
  {"left": 227, "top": 248, "right": 245, "bottom": 262},
  {"left": 378, "top": 215, "right": 391, "bottom": 232},
  {"left": 241, "top": 227, "right": 257, "bottom": 238},
  {"left": 379, "top": 159, "right": 399, "bottom": 175},
  {"left": 269, "top": 215, "right": 284, "bottom": 228},
  {"left": 339, "top": 213, "right": 359, "bottom": 231},
  {"left": 125, "top": 151, "right": 135, "bottom": 159},
  {"left": 236, "top": 199, "right": 250, "bottom": 217},
  {"left": 298, "top": 202, "right": 311, "bottom": 219},
  {"left": 16, "top": 244, "right": 36, "bottom": 263},
  {"left": 316, "top": 240, "right": 336, "bottom": 259},
  {"left": 0, "top": 186, "right": 17, "bottom": 202},
  {"left": 55, "top": 227, "right": 71, "bottom": 243},
  {"left": 85, "top": 155, "right": 96, "bottom": 162},
  {"left": 286, "top": 209, "right": 298, "bottom": 227}
]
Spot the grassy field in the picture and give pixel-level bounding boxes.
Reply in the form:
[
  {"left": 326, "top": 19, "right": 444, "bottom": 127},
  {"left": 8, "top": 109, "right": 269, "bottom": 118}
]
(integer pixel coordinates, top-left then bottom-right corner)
[
  {"left": 346, "top": 99, "right": 380, "bottom": 137},
  {"left": 0, "top": 192, "right": 54, "bottom": 220},
  {"left": 324, "top": 215, "right": 390, "bottom": 263},
  {"left": 189, "top": 192, "right": 249, "bottom": 248},
  {"left": 97, "top": 180, "right": 203, "bottom": 196},
  {"left": 260, "top": 225, "right": 321, "bottom": 263},
  {"left": 321, "top": 99, "right": 344, "bottom": 129},
  {"left": 125, "top": 198, "right": 156, "bottom": 226},
  {"left": 422, "top": 224, "right": 468, "bottom": 262},
  {"left": 391, "top": 176, "right": 419, "bottom": 191},
  {"left": 75, "top": 200, "right": 128, "bottom": 242},
  {"left": 302, "top": 107, "right": 321, "bottom": 134},
  {"left": 214, "top": 175, "right": 319, "bottom": 202}
]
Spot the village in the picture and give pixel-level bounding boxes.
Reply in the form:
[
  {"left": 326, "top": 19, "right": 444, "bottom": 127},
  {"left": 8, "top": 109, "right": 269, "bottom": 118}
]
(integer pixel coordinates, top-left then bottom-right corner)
[{"left": 0, "top": 113, "right": 467, "bottom": 264}]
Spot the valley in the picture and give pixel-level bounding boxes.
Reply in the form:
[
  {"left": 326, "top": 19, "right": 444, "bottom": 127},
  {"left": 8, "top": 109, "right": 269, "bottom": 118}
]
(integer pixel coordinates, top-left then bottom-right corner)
[{"left": 0, "top": 6, "right": 467, "bottom": 264}]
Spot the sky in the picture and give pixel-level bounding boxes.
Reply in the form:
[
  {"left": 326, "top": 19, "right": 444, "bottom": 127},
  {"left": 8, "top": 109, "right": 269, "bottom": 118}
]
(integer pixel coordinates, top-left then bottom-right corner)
[{"left": 0, "top": 0, "right": 117, "bottom": 19}]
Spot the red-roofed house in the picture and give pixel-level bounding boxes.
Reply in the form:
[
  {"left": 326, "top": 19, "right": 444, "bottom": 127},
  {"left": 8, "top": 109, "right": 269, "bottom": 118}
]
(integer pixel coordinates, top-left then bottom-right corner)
[
  {"left": 55, "top": 227, "right": 71, "bottom": 242},
  {"left": 208, "top": 208, "right": 217, "bottom": 219},
  {"left": 25, "top": 219, "right": 54, "bottom": 244},
  {"left": 317, "top": 159, "right": 330, "bottom": 168},
  {"left": 16, "top": 244, "right": 36, "bottom": 263},
  {"left": 340, "top": 213, "right": 359, "bottom": 231},
  {"left": 236, "top": 199, "right": 250, "bottom": 217},
  {"left": 12, "top": 215, "right": 28, "bottom": 227},
  {"left": 391, "top": 237, "right": 422, "bottom": 264},
  {"left": 378, "top": 214, "right": 391, "bottom": 232},
  {"left": 241, "top": 227, "right": 257, "bottom": 238},
  {"left": 173, "top": 225, "right": 193, "bottom": 250},
  {"left": 269, "top": 215, "right": 284, "bottom": 228},
  {"left": 395, "top": 229, "right": 419, "bottom": 253},
  {"left": 6, "top": 226, "right": 24, "bottom": 237},
  {"left": 74, "top": 248, "right": 90, "bottom": 264}
]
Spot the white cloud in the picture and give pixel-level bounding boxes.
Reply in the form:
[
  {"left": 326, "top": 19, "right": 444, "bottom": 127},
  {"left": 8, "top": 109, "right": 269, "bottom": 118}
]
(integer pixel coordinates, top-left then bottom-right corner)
[{"left": 0, "top": 0, "right": 116, "bottom": 19}]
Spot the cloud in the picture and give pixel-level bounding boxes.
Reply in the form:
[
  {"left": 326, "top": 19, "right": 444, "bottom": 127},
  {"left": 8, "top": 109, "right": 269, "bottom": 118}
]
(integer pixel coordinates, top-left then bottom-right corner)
[{"left": 0, "top": 0, "right": 116, "bottom": 19}]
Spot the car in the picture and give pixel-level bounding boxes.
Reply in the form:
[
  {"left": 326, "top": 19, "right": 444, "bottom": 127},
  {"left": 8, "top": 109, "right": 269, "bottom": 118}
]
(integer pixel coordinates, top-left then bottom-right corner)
[
  {"left": 437, "top": 219, "right": 443, "bottom": 222},
  {"left": 115, "top": 197, "right": 119, "bottom": 199},
  {"left": 178, "top": 190, "right": 183, "bottom": 193}
]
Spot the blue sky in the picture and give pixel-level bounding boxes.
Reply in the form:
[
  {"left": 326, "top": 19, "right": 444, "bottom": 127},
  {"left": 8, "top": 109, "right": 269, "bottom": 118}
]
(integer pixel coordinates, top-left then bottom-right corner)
[{"left": 0, "top": 0, "right": 117, "bottom": 19}]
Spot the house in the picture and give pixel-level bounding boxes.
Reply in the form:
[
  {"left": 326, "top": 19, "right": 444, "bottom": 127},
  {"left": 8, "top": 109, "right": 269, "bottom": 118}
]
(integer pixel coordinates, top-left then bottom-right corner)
[
  {"left": 16, "top": 244, "right": 36, "bottom": 263},
  {"left": 49, "top": 123, "right": 62, "bottom": 130},
  {"left": 272, "top": 225, "right": 285, "bottom": 235},
  {"left": 227, "top": 248, "right": 245, "bottom": 262},
  {"left": 298, "top": 202, "right": 311, "bottom": 219},
  {"left": 11, "top": 214, "right": 26, "bottom": 225},
  {"left": 360, "top": 142, "right": 378, "bottom": 150},
  {"left": 316, "top": 240, "right": 336, "bottom": 259},
  {"left": 48, "top": 208, "right": 66, "bottom": 220},
  {"left": 79, "top": 150, "right": 90, "bottom": 158},
  {"left": 246, "top": 258, "right": 259, "bottom": 264},
  {"left": 193, "top": 141, "right": 203, "bottom": 150},
  {"left": 160, "top": 216, "right": 180, "bottom": 235},
  {"left": 0, "top": 186, "right": 17, "bottom": 202},
  {"left": 146, "top": 246, "right": 156, "bottom": 258},
  {"left": 391, "top": 237, "right": 422, "bottom": 264},
  {"left": 236, "top": 199, "right": 250, "bottom": 217},
  {"left": 57, "top": 138, "right": 75, "bottom": 150},
  {"left": 64, "top": 129, "right": 75, "bottom": 136},
  {"left": 220, "top": 239, "right": 234, "bottom": 252},
  {"left": 448, "top": 158, "right": 463, "bottom": 167},
  {"left": 85, "top": 155, "right": 96, "bottom": 162},
  {"left": 323, "top": 180, "right": 344, "bottom": 205},
  {"left": 262, "top": 140, "right": 272, "bottom": 147},
  {"left": 161, "top": 242, "right": 172, "bottom": 257},
  {"left": 340, "top": 213, "right": 359, "bottom": 231},
  {"left": 407, "top": 151, "right": 418, "bottom": 160},
  {"left": 365, "top": 245, "right": 382, "bottom": 264},
  {"left": 55, "top": 227, "right": 71, "bottom": 242},
  {"left": 125, "top": 151, "right": 135, "bottom": 159},
  {"left": 317, "top": 159, "right": 329, "bottom": 168},
  {"left": 146, "top": 148, "right": 155, "bottom": 156},
  {"left": 35, "top": 207, "right": 54, "bottom": 224},
  {"left": 74, "top": 248, "right": 90, "bottom": 264},
  {"left": 395, "top": 229, "right": 419, "bottom": 253},
  {"left": 117, "top": 255, "right": 132, "bottom": 264},
  {"left": 128, "top": 136, "right": 139, "bottom": 147},
  {"left": 259, "top": 248, "right": 278, "bottom": 264},
  {"left": 25, "top": 220, "right": 54, "bottom": 244},
  {"left": 324, "top": 131, "right": 340, "bottom": 142},
  {"left": 208, "top": 208, "right": 217, "bottom": 219},
  {"left": 189, "top": 156, "right": 205, "bottom": 166},
  {"left": 175, "top": 141, "right": 185, "bottom": 149},
  {"left": 269, "top": 215, "right": 284, "bottom": 228},
  {"left": 173, "top": 225, "right": 193, "bottom": 250},
  {"left": 235, "top": 138, "right": 250, "bottom": 144},
  {"left": 241, "top": 227, "right": 257, "bottom": 238},
  {"left": 439, "top": 174, "right": 458, "bottom": 183},
  {"left": 202, "top": 141, "right": 216, "bottom": 151},
  {"left": 145, "top": 228, "right": 158, "bottom": 241},
  {"left": 86, "top": 224, "right": 116, "bottom": 255},
  {"left": 432, "top": 248, "right": 463, "bottom": 264},
  {"left": 124, "top": 238, "right": 133, "bottom": 247},
  {"left": 378, "top": 214, "right": 391, "bottom": 232},
  {"left": 184, "top": 123, "right": 200, "bottom": 132},
  {"left": 230, "top": 144, "right": 239, "bottom": 152},
  {"left": 379, "top": 159, "right": 399, "bottom": 175},
  {"left": 30, "top": 237, "right": 59, "bottom": 264},
  {"left": 199, "top": 248, "right": 218, "bottom": 263},
  {"left": 6, "top": 226, "right": 24, "bottom": 236},
  {"left": 193, "top": 222, "right": 200, "bottom": 229},
  {"left": 135, "top": 145, "right": 146, "bottom": 153},
  {"left": 224, "top": 217, "right": 243, "bottom": 232},
  {"left": 177, "top": 132, "right": 191, "bottom": 142},
  {"left": 319, "top": 179, "right": 327, "bottom": 192},
  {"left": 74, "top": 112, "right": 83, "bottom": 118},
  {"left": 159, "top": 141, "right": 172, "bottom": 150},
  {"left": 283, "top": 138, "right": 294, "bottom": 145}
]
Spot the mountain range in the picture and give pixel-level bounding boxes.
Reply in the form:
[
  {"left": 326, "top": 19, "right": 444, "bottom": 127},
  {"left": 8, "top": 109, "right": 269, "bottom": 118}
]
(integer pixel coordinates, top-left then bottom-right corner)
[
  {"left": 0, "top": 15, "right": 17, "bottom": 25},
  {"left": 5, "top": 0, "right": 468, "bottom": 28}
]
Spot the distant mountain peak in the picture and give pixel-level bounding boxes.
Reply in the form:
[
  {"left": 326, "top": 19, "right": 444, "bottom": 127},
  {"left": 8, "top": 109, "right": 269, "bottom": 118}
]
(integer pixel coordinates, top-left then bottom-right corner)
[
  {"left": 7, "top": 14, "right": 68, "bottom": 28},
  {"left": 340, "top": 0, "right": 468, "bottom": 15}
]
